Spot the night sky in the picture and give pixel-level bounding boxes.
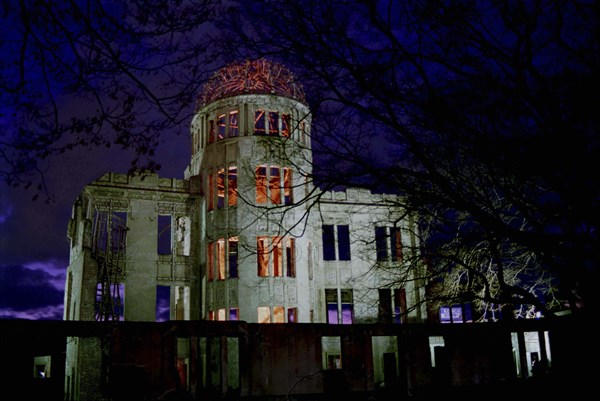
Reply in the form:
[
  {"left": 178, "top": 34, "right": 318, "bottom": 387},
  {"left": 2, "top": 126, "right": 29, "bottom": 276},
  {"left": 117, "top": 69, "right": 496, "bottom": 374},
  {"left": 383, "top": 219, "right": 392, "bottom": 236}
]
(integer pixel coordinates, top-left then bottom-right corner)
[
  {"left": 1, "top": 1, "right": 598, "bottom": 320},
  {"left": 0, "top": 127, "right": 190, "bottom": 320}
]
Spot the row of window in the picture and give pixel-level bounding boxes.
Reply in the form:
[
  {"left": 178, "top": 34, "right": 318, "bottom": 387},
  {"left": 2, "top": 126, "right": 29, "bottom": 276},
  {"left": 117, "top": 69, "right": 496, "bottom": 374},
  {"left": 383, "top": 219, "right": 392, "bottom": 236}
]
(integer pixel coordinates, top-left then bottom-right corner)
[
  {"left": 322, "top": 225, "right": 404, "bottom": 263},
  {"left": 207, "top": 236, "right": 296, "bottom": 281},
  {"left": 193, "top": 109, "right": 311, "bottom": 153},
  {"left": 207, "top": 307, "right": 298, "bottom": 323},
  {"left": 207, "top": 166, "right": 238, "bottom": 211},
  {"left": 206, "top": 287, "right": 407, "bottom": 324},
  {"left": 201, "top": 110, "right": 303, "bottom": 144},
  {"left": 206, "top": 165, "right": 293, "bottom": 211},
  {"left": 207, "top": 223, "right": 404, "bottom": 282}
]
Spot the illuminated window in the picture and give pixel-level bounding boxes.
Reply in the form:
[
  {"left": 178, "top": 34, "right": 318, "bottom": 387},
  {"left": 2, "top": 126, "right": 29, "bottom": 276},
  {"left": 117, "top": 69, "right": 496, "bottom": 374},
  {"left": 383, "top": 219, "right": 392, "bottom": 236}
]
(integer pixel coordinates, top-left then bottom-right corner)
[
  {"left": 228, "top": 166, "right": 237, "bottom": 206},
  {"left": 268, "top": 111, "right": 279, "bottom": 136},
  {"left": 256, "top": 166, "right": 267, "bottom": 204},
  {"left": 229, "top": 111, "right": 239, "bottom": 137},
  {"left": 273, "top": 238, "right": 283, "bottom": 276},
  {"left": 283, "top": 168, "right": 293, "bottom": 205},
  {"left": 217, "top": 114, "right": 226, "bottom": 140},
  {"left": 217, "top": 308, "right": 226, "bottom": 321},
  {"left": 269, "top": 167, "right": 281, "bottom": 204},
  {"left": 322, "top": 225, "right": 351, "bottom": 261},
  {"left": 258, "top": 306, "right": 270, "bottom": 323},
  {"left": 273, "top": 306, "right": 285, "bottom": 323},
  {"left": 326, "top": 289, "right": 354, "bottom": 324},
  {"left": 286, "top": 238, "right": 296, "bottom": 277},
  {"left": 439, "top": 303, "right": 473, "bottom": 324},
  {"left": 375, "top": 226, "right": 402, "bottom": 262},
  {"left": 211, "top": 167, "right": 237, "bottom": 210},
  {"left": 281, "top": 114, "right": 290, "bottom": 137},
  {"left": 229, "top": 308, "right": 239, "bottom": 320},
  {"left": 217, "top": 238, "right": 226, "bottom": 280},
  {"left": 208, "top": 310, "right": 215, "bottom": 320},
  {"left": 254, "top": 110, "right": 266, "bottom": 135},
  {"left": 257, "top": 236, "right": 296, "bottom": 277},
  {"left": 208, "top": 237, "right": 237, "bottom": 280},
  {"left": 217, "top": 168, "right": 225, "bottom": 209},
  {"left": 257, "top": 237, "right": 270, "bottom": 277},
  {"left": 256, "top": 165, "right": 293, "bottom": 205}
]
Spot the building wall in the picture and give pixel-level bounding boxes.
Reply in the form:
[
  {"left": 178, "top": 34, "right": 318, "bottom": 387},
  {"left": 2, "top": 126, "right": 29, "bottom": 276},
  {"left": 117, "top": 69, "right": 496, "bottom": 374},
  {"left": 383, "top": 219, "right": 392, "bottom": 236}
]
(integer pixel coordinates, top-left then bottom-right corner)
[{"left": 64, "top": 77, "right": 426, "bottom": 398}]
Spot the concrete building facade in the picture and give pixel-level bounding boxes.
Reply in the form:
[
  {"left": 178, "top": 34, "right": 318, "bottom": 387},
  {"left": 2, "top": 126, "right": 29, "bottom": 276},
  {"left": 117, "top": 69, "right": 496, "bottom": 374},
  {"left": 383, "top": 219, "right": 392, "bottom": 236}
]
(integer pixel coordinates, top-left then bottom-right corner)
[{"left": 63, "top": 59, "right": 426, "bottom": 399}]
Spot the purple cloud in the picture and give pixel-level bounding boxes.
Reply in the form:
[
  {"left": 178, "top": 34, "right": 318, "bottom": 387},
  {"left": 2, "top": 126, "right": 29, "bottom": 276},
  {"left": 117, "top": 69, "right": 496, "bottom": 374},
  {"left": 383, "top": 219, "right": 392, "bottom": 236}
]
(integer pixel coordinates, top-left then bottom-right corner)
[{"left": 0, "top": 262, "right": 65, "bottom": 320}]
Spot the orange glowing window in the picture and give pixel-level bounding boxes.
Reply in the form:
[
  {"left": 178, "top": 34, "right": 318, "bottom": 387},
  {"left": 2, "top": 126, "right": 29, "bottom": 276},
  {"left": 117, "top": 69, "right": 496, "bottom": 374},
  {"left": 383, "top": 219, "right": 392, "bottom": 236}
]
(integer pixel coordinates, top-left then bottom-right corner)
[
  {"left": 283, "top": 167, "right": 293, "bottom": 205},
  {"left": 281, "top": 114, "right": 290, "bottom": 137},
  {"left": 228, "top": 166, "right": 237, "bottom": 206},
  {"left": 258, "top": 306, "right": 270, "bottom": 323},
  {"left": 217, "top": 114, "right": 226, "bottom": 140},
  {"left": 286, "top": 238, "right": 295, "bottom": 277},
  {"left": 257, "top": 236, "right": 270, "bottom": 277},
  {"left": 273, "top": 237, "right": 283, "bottom": 277},
  {"left": 256, "top": 166, "right": 268, "bottom": 204},
  {"left": 256, "top": 236, "right": 295, "bottom": 278},
  {"left": 217, "top": 238, "right": 226, "bottom": 280},
  {"left": 217, "top": 168, "right": 225, "bottom": 209},
  {"left": 269, "top": 167, "right": 281, "bottom": 204},
  {"left": 273, "top": 306, "right": 285, "bottom": 323},
  {"left": 268, "top": 112, "right": 279, "bottom": 136}
]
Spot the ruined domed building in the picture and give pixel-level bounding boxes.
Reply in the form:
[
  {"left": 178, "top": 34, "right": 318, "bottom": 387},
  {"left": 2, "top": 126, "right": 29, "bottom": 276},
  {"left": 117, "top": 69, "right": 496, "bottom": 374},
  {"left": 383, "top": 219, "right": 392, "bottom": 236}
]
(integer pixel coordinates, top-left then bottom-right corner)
[{"left": 63, "top": 59, "right": 428, "bottom": 399}]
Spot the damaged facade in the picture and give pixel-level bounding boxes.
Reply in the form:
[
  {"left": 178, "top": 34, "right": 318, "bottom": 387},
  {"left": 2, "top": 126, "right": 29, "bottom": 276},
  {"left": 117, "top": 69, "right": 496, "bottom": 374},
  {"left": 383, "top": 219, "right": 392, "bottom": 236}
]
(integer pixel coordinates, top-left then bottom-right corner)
[{"left": 63, "top": 59, "right": 427, "bottom": 399}]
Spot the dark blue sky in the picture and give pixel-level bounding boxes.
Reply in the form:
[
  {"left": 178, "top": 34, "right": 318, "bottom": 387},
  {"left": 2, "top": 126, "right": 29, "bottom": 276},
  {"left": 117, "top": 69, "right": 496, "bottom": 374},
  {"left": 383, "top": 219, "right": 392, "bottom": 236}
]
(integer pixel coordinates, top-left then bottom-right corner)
[{"left": 0, "top": 129, "right": 189, "bottom": 319}]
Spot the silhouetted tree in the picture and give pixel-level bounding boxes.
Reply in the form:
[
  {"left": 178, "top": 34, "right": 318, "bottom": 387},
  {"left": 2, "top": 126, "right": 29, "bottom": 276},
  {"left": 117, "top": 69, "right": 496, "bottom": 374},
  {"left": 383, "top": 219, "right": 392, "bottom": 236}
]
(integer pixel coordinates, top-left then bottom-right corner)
[
  {"left": 208, "top": 0, "right": 599, "bottom": 317},
  {"left": 2, "top": 0, "right": 598, "bottom": 317},
  {"left": 0, "top": 0, "right": 220, "bottom": 199}
]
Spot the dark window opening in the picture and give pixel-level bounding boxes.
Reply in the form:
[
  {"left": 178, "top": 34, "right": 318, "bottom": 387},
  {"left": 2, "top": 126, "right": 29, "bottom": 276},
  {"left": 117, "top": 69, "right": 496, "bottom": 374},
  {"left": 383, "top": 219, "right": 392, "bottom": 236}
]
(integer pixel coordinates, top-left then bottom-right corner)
[
  {"left": 375, "top": 226, "right": 402, "bottom": 262},
  {"left": 337, "top": 225, "right": 351, "bottom": 261},
  {"left": 268, "top": 111, "right": 279, "bottom": 136},
  {"left": 378, "top": 288, "right": 392, "bottom": 323},
  {"left": 217, "top": 114, "right": 226, "bottom": 140},
  {"left": 158, "top": 215, "right": 172, "bottom": 255},
  {"left": 322, "top": 225, "right": 336, "bottom": 261},
  {"left": 229, "top": 237, "right": 238, "bottom": 278},
  {"left": 228, "top": 166, "right": 237, "bottom": 206},
  {"left": 229, "top": 111, "right": 239, "bottom": 137},
  {"left": 208, "top": 120, "right": 215, "bottom": 144},
  {"left": 156, "top": 285, "right": 170, "bottom": 322}
]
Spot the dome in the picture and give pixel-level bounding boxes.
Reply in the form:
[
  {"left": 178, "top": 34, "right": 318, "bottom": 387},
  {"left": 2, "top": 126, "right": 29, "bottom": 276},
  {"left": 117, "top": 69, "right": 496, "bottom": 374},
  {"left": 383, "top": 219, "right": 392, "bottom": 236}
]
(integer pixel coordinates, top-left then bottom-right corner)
[{"left": 197, "top": 58, "right": 306, "bottom": 108}]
